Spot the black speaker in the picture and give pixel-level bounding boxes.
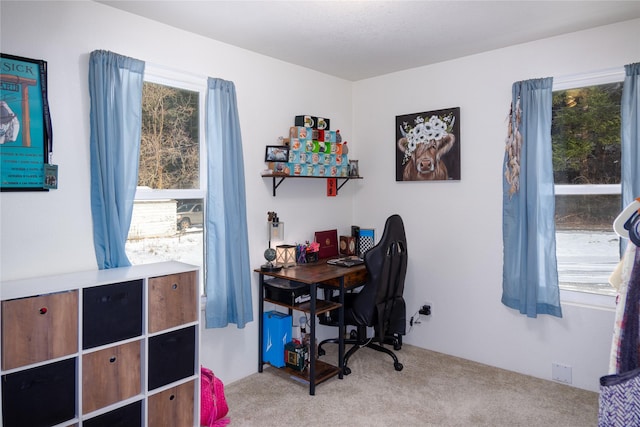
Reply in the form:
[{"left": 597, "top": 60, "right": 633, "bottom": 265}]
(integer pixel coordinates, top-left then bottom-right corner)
[{"left": 351, "top": 225, "right": 360, "bottom": 257}]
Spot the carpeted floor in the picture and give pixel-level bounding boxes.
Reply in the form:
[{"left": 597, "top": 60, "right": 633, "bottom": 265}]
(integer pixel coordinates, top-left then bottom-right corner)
[{"left": 223, "top": 344, "right": 598, "bottom": 426}]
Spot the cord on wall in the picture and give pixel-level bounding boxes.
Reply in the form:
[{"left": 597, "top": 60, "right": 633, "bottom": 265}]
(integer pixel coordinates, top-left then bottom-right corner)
[{"left": 408, "top": 304, "right": 432, "bottom": 331}]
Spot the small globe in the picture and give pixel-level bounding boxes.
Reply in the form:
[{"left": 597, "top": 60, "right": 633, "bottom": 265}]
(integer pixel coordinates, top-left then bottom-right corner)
[{"left": 264, "top": 247, "right": 276, "bottom": 262}]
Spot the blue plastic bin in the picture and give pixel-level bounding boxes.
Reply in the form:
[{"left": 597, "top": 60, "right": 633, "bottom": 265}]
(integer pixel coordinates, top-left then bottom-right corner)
[{"left": 263, "top": 311, "right": 291, "bottom": 368}]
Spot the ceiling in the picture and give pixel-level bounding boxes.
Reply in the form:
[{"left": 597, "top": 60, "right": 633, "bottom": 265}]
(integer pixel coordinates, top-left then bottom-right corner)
[{"left": 98, "top": 1, "right": 640, "bottom": 81}]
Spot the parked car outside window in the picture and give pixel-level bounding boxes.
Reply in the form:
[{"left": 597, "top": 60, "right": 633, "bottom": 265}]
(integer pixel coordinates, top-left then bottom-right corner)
[{"left": 177, "top": 203, "right": 203, "bottom": 230}]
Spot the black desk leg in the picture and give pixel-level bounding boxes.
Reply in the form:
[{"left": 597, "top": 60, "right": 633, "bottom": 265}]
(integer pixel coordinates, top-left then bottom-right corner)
[
  {"left": 338, "top": 276, "right": 345, "bottom": 379},
  {"left": 258, "top": 274, "right": 264, "bottom": 373},
  {"left": 309, "top": 283, "right": 317, "bottom": 395}
]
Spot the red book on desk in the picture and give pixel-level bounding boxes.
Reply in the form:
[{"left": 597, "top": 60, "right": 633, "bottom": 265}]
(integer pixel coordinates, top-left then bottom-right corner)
[{"left": 315, "top": 229, "right": 338, "bottom": 259}]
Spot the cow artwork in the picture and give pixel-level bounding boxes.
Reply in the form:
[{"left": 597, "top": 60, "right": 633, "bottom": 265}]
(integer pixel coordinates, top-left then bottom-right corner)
[{"left": 395, "top": 108, "right": 460, "bottom": 181}]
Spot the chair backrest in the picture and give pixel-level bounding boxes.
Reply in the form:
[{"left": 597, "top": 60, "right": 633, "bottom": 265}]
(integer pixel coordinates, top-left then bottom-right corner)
[{"left": 350, "top": 214, "right": 408, "bottom": 339}]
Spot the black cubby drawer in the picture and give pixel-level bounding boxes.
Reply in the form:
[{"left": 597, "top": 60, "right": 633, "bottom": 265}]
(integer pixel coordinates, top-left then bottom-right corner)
[
  {"left": 148, "top": 325, "right": 196, "bottom": 390},
  {"left": 1, "top": 358, "right": 76, "bottom": 427},
  {"left": 83, "top": 279, "right": 143, "bottom": 349},
  {"left": 83, "top": 400, "right": 142, "bottom": 427}
]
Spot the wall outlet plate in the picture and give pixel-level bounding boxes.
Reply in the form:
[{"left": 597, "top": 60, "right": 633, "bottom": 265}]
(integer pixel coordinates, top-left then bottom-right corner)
[{"left": 552, "top": 363, "right": 572, "bottom": 384}]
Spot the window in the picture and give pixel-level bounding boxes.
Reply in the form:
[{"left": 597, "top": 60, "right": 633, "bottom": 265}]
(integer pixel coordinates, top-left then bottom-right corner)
[
  {"left": 125, "top": 66, "right": 206, "bottom": 278},
  {"left": 552, "top": 69, "right": 624, "bottom": 297}
]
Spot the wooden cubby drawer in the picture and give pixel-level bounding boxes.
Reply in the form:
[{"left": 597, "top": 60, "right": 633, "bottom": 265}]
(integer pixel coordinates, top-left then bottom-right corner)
[
  {"left": 83, "top": 280, "right": 143, "bottom": 349},
  {"left": 148, "top": 380, "right": 195, "bottom": 427},
  {"left": 1, "top": 290, "right": 78, "bottom": 370},
  {"left": 82, "top": 340, "right": 141, "bottom": 414},
  {"left": 148, "top": 271, "right": 197, "bottom": 333},
  {"left": 1, "top": 358, "right": 76, "bottom": 427}
]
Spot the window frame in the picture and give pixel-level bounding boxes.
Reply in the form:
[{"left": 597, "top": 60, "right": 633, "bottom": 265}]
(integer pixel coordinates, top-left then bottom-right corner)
[
  {"left": 127, "top": 64, "right": 208, "bottom": 297},
  {"left": 553, "top": 67, "right": 624, "bottom": 308}
]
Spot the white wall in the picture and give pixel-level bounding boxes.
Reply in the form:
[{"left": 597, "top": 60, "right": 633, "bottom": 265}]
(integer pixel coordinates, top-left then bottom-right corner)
[
  {"left": 0, "top": 1, "right": 355, "bottom": 385},
  {"left": 352, "top": 19, "right": 639, "bottom": 391},
  {"left": 1, "top": 0, "right": 638, "bottom": 392}
]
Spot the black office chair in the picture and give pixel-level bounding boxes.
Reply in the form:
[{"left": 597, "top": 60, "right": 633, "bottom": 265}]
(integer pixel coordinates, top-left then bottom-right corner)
[{"left": 318, "top": 214, "right": 407, "bottom": 375}]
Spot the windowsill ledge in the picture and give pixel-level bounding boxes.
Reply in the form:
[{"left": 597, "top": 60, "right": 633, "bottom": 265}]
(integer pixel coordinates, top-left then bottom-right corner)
[{"left": 560, "top": 288, "right": 616, "bottom": 310}]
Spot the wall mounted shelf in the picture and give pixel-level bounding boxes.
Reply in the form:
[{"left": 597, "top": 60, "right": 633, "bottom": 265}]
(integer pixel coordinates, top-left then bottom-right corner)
[{"left": 261, "top": 173, "right": 363, "bottom": 196}]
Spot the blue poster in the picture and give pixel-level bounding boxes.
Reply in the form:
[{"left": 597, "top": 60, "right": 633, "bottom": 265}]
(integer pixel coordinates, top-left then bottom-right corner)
[{"left": 0, "top": 54, "right": 50, "bottom": 190}]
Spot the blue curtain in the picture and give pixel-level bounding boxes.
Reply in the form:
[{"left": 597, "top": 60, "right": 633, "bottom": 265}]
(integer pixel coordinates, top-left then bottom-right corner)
[
  {"left": 88, "top": 50, "right": 145, "bottom": 269},
  {"left": 502, "top": 77, "right": 562, "bottom": 318},
  {"left": 204, "top": 78, "right": 253, "bottom": 328},
  {"left": 621, "top": 63, "right": 640, "bottom": 237}
]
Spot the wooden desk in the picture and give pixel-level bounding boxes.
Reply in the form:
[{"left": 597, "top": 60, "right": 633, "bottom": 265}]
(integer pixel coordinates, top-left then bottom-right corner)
[{"left": 255, "top": 261, "right": 367, "bottom": 395}]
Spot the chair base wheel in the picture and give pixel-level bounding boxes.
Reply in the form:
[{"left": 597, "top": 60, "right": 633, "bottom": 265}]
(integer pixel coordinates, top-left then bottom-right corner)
[
  {"left": 394, "top": 362, "right": 403, "bottom": 371},
  {"left": 318, "top": 348, "right": 326, "bottom": 356},
  {"left": 343, "top": 366, "right": 352, "bottom": 375}
]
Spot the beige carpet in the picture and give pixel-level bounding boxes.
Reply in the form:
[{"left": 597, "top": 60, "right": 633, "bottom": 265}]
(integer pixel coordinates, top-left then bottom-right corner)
[{"left": 223, "top": 343, "right": 598, "bottom": 426}]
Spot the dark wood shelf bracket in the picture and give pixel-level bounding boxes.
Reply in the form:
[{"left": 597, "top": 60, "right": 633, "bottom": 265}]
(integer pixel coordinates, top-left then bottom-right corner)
[
  {"left": 271, "top": 175, "right": 286, "bottom": 197},
  {"left": 336, "top": 178, "right": 350, "bottom": 194},
  {"left": 263, "top": 174, "right": 361, "bottom": 197}
]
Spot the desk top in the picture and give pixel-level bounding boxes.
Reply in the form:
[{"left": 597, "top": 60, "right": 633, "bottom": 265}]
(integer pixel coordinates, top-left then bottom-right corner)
[{"left": 255, "top": 260, "right": 366, "bottom": 287}]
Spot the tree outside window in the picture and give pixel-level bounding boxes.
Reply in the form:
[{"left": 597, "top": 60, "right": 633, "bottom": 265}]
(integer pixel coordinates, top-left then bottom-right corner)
[
  {"left": 139, "top": 82, "right": 200, "bottom": 190},
  {"left": 552, "top": 80, "right": 623, "bottom": 296}
]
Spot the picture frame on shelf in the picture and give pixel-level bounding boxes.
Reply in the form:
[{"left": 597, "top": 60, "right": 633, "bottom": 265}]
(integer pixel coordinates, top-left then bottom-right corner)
[
  {"left": 265, "top": 145, "right": 290, "bottom": 162},
  {"left": 348, "top": 159, "right": 359, "bottom": 177}
]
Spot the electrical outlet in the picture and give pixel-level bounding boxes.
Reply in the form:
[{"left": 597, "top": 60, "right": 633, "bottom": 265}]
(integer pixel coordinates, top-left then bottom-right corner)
[
  {"left": 552, "top": 363, "right": 572, "bottom": 384},
  {"left": 419, "top": 304, "right": 431, "bottom": 316}
]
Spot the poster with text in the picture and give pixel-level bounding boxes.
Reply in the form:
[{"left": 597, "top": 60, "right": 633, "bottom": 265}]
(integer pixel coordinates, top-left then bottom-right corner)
[{"left": 1, "top": 53, "right": 51, "bottom": 191}]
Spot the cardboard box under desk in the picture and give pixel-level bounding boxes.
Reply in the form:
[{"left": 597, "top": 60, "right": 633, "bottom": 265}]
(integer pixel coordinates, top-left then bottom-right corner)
[{"left": 264, "top": 278, "right": 310, "bottom": 306}]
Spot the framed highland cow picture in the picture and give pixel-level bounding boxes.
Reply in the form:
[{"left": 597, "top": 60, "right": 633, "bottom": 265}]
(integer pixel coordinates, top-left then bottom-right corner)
[{"left": 395, "top": 107, "right": 460, "bottom": 182}]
